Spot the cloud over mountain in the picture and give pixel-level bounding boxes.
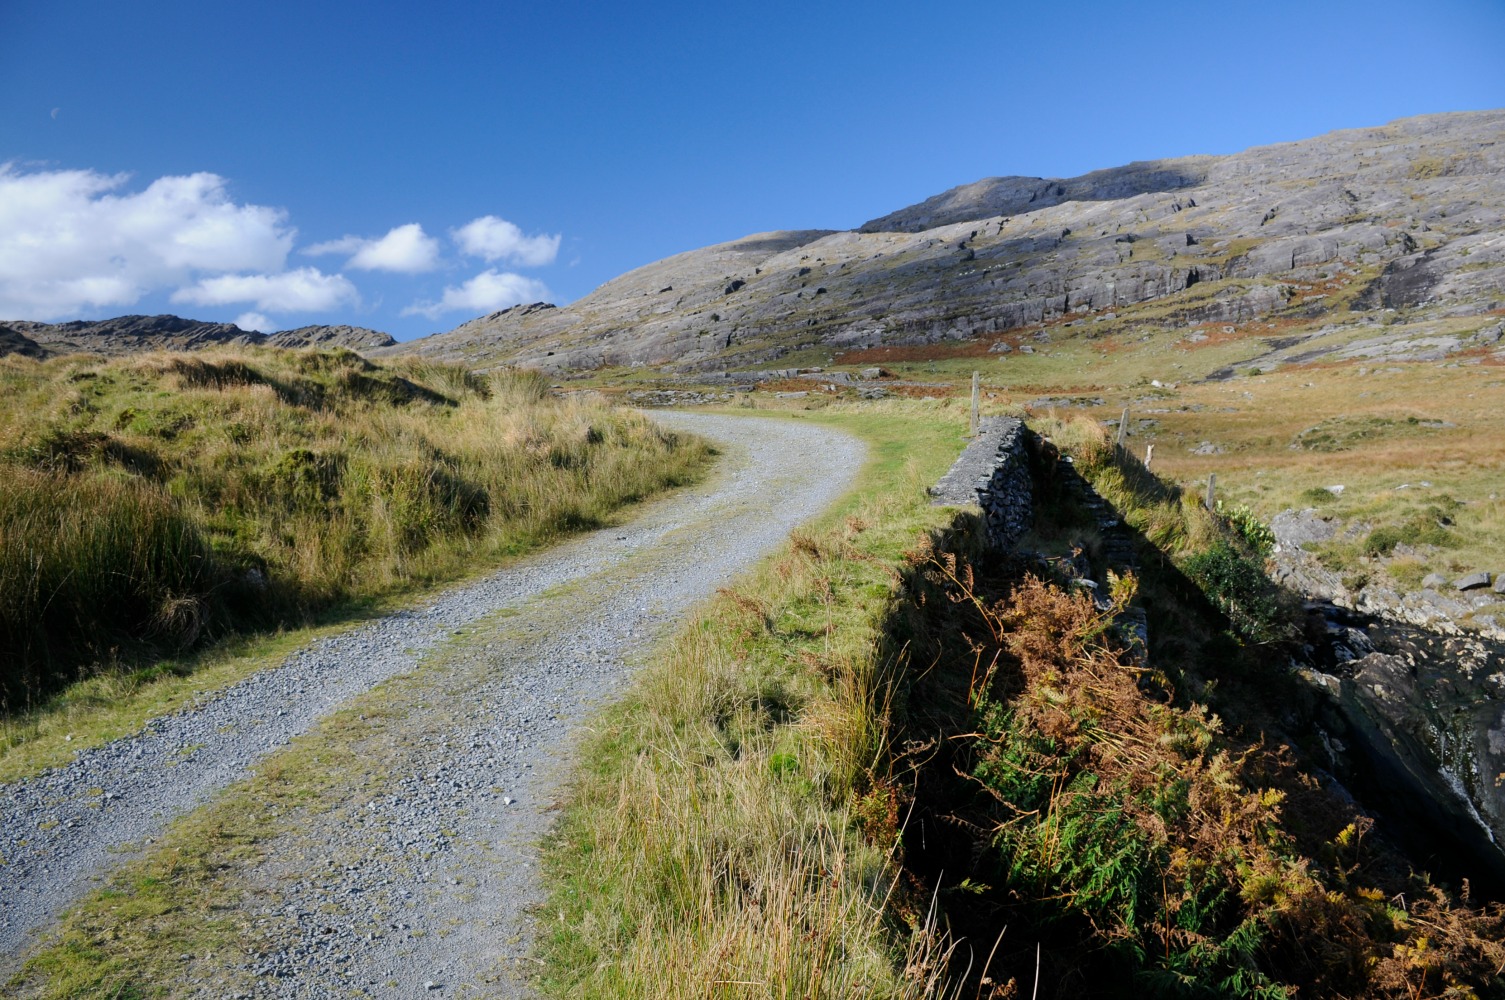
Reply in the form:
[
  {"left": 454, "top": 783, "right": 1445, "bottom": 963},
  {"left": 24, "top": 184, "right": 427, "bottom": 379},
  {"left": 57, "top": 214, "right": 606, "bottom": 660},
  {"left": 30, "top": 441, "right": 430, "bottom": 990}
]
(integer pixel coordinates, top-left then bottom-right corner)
[
  {"left": 452, "top": 216, "right": 560, "bottom": 267},
  {"left": 403, "top": 269, "right": 549, "bottom": 320},
  {"left": 172, "top": 267, "right": 359, "bottom": 312},
  {"left": 305, "top": 223, "right": 441, "bottom": 273}
]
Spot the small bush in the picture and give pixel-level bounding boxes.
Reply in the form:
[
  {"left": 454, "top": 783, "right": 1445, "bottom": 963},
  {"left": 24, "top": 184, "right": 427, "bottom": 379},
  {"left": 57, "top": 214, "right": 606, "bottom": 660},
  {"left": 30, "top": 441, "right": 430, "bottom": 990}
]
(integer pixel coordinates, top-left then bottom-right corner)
[
  {"left": 1364, "top": 507, "right": 1461, "bottom": 557},
  {"left": 1183, "top": 541, "right": 1289, "bottom": 643},
  {"left": 1216, "top": 500, "right": 1275, "bottom": 556}
]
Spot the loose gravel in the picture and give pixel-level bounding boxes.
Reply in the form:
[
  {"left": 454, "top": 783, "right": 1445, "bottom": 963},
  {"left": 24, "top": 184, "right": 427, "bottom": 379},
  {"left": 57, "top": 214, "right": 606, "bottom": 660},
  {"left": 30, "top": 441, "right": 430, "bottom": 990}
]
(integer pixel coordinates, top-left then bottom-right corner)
[{"left": 0, "top": 412, "right": 866, "bottom": 996}]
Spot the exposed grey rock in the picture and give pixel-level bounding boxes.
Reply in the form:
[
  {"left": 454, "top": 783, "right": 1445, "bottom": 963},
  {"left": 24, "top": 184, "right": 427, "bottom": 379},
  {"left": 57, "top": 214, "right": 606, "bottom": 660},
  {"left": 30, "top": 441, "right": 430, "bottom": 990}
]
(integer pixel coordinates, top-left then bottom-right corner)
[
  {"left": 1, "top": 314, "right": 396, "bottom": 357},
  {"left": 1423, "top": 572, "right": 1449, "bottom": 589},
  {"left": 263, "top": 325, "right": 397, "bottom": 351},
  {"left": 1455, "top": 571, "right": 1493, "bottom": 591},
  {"left": 394, "top": 112, "right": 1505, "bottom": 372},
  {"left": 1271, "top": 508, "right": 1338, "bottom": 551},
  {"left": 1495, "top": 575, "right": 1505, "bottom": 595}
]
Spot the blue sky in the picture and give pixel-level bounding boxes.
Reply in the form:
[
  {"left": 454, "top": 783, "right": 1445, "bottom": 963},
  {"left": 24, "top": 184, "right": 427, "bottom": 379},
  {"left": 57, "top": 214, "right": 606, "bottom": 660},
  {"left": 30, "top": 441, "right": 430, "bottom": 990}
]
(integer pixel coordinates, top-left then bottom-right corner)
[{"left": 2, "top": 0, "right": 1502, "bottom": 340}]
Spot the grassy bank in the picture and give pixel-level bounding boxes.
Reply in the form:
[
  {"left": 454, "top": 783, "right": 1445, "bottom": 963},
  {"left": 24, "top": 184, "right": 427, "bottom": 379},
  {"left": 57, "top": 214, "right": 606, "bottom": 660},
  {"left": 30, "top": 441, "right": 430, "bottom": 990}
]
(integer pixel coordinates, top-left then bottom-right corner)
[
  {"left": 537, "top": 402, "right": 972, "bottom": 998},
  {"left": 887, "top": 413, "right": 1505, "bottom": 998},
  {"left": 0, "top": 347, "right": 709, "bottom": 718}
]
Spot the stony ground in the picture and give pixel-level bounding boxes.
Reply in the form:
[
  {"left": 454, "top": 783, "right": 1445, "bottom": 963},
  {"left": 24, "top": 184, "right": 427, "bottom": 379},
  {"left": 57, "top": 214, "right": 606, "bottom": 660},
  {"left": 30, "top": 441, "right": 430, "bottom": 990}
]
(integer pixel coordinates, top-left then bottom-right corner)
[{"left": 0, "top": 411, "right": 866, "bottom": 998}]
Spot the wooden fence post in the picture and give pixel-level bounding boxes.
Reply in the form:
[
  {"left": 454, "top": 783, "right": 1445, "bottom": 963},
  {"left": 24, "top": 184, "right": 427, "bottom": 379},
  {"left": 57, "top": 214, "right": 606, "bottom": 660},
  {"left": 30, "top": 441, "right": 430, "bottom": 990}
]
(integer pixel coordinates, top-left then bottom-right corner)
[
  {"left": 1116, "top": 406, "right": 1129, "bottom": 448},
  {"left": 1206, "top": 472, "right": 1217, "bottom": 511},
  {"left": 970, "top": 371, "right": 981, "bottom": 437},
  {"left": 1144, "top": 443, "right": 1154, "bottom": 470}
]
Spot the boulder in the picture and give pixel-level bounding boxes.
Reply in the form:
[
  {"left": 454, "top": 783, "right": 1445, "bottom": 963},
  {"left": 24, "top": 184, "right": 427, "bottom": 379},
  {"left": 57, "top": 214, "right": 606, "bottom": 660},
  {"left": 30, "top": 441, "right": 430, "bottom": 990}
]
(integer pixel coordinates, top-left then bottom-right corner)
[
  {"left": 1422, "top": 572, "right": 1449, "bottom": 589},
  {"left": 1455, "top": 571, "right": 1493, "bottom": 591},
  {"left": 1271, "top": 508, "right": 1338, "bottom": 551}
]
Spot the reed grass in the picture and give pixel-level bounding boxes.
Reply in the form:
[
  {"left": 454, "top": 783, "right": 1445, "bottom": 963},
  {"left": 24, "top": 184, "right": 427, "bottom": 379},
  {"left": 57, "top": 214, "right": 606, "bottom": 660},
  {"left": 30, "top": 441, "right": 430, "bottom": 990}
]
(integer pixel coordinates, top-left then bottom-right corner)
[{"left": 0, "top": 348, "right": 709, "bottom": 711}]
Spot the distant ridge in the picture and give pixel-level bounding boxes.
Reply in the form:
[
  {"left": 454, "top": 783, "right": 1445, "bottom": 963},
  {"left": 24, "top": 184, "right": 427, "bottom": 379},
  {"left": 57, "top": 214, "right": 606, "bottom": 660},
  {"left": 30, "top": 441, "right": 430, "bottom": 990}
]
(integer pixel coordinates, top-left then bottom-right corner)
[
  {"left": 394, "top": 109, "right": 1505, "bottom": 372},
  {"left": 0, "top": 315, "right": 397, "bottom": 359}
]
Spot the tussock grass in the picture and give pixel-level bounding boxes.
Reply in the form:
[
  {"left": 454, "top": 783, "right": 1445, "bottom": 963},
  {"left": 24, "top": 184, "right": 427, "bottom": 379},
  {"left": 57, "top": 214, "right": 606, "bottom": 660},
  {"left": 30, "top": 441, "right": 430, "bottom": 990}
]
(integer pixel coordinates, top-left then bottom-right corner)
[
  {"left": 0, "top": 348, "right": 709, "bottom": 713},
  {"left": 539, "top": 407, "right": 966, "bottom": 999}
]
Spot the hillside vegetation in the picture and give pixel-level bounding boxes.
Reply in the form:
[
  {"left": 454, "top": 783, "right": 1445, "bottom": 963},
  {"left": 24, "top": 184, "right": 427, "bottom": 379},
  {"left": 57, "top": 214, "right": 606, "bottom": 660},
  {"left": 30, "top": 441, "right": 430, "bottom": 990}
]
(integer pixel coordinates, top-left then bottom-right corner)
[
  {"left": 893, "top": 415, "right": 1505, "bottom": 998},
  {"left": 0, "top": 348, "right": 708, "bottom": 710},
  {"left": 541, "top": 400, "right": 1505, "bottom": 998}
]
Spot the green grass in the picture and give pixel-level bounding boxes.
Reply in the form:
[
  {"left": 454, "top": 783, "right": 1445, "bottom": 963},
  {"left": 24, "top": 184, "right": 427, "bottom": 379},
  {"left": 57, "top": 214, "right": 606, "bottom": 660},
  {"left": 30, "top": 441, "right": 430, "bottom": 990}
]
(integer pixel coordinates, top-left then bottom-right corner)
[{"left": 536, "top": 401, "right": 970, "bottom": 998}]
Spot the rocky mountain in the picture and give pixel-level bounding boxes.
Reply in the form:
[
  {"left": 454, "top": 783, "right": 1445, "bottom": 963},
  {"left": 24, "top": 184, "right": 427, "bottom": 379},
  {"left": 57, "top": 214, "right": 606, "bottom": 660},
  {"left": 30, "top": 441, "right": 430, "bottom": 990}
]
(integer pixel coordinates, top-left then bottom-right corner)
[
  {"left": 0, "top": 315, "right": 396, "bottom": 359},
  {"left": 396, "top": 110, "right": 1505, "bottom": 372},
  {"left": 263, "top": 324, "right": 399, "bottom": 351}
]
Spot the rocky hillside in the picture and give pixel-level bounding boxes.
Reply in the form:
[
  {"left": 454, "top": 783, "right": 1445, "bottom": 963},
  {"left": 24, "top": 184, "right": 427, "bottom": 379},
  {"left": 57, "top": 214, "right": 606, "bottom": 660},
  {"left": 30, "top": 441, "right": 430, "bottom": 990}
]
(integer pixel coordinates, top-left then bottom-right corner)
[
  {"left": 396, "top": 110, "right": 1505, "bottom": 373},
  {"left": 0, "top": 315, "right": 396, "bottom": 358}
]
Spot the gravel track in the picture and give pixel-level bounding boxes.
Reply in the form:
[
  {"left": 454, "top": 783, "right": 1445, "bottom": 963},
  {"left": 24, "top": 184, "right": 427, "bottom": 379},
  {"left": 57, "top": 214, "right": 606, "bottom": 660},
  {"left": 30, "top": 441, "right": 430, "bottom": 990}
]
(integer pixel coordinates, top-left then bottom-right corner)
[{"left": 0, "top": 412, "right": 865, "bottom": 995}]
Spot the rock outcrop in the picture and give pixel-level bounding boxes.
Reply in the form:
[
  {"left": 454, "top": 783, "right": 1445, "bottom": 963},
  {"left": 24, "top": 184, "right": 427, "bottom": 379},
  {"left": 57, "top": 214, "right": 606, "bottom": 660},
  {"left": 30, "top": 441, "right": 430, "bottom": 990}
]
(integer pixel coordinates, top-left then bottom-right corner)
[
  {"left": 0, "top": 324, "right": 49, "bottom": 359},
  {"left": 0, "top": 315, "right": 396, "bottom": 358},
  {"left": 398, "top": 110, "right": 1505, "bottom": 373},
  {"left": 263, "top": 325, "right": 397, "bottom": 351}
]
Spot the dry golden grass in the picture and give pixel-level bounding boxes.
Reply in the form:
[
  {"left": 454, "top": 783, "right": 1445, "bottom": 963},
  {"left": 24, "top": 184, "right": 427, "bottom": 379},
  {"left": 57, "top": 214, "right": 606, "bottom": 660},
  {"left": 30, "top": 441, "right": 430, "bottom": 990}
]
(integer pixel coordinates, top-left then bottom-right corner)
[
  {"left": 0, "top": 347, "right": 710, "bottom": 714},
  {"left": 539, "top": 408, "right": 967, "bottom": 999}
]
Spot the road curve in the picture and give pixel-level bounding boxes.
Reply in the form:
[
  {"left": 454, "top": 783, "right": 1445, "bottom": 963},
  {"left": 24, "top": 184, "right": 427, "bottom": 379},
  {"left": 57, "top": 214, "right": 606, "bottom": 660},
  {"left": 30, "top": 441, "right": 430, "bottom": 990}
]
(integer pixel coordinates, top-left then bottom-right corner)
[{"left": 0, "top": 412, "right": 865, "bottom": 996}]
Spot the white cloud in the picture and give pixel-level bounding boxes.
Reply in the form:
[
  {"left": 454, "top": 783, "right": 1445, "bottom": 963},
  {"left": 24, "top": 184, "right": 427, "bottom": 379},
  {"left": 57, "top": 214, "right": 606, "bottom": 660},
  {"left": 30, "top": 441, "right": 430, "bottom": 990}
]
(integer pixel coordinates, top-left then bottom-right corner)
[
  {"left": 172, "top": 267, "right": 358, "bottom": 312},
  {"left": 452, "top": 216, "right": 560, "bottom": 267},
  {"left": 0, "top": 164, "right": 293, "bottom": 320},
  {"left": 235, "top": 311, "right": 274, "bottom": 333},
  {"left": 305, "top": 223, "right": 440, "bottom": 273},
  {"left": 403, "top": 270, "right": 550, "bottom": 320},
  {"left": 303, "top": 234, "right": 366, "bottom": 257}
]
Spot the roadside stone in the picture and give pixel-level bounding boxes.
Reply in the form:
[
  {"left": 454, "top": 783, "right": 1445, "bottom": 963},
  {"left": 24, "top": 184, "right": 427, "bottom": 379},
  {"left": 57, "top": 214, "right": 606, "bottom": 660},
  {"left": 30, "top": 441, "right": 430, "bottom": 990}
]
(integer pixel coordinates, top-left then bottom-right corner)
[
  {"left": 1456, "top": 571, "right": 1492, "bottom": 591},
  {"left": 859, "top": 367, "right": 883, "bottom": 379}
]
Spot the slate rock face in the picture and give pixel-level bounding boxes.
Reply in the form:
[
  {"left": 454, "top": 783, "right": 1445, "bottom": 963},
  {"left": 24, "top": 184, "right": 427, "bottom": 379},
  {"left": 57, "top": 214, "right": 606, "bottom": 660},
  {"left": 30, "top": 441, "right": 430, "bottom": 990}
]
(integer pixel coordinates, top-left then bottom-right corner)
[{"left": 398, "top": 110, "right": 1505, "bottom": 372}]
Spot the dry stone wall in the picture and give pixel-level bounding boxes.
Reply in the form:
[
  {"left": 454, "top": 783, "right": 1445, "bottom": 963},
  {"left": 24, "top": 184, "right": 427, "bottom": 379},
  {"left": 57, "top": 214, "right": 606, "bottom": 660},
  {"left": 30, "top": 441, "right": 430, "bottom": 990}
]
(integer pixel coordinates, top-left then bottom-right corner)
[{"left": 929, "top": 416, "right": 1033, "bottom": 550}]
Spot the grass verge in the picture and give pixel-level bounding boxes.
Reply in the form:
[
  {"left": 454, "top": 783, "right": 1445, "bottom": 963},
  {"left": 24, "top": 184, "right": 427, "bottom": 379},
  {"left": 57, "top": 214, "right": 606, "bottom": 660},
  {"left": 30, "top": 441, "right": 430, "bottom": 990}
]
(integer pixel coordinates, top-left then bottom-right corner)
[{"left": 537, "top": 401, "right": 973, "bottom": 998}]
